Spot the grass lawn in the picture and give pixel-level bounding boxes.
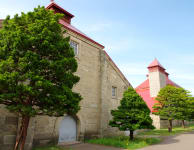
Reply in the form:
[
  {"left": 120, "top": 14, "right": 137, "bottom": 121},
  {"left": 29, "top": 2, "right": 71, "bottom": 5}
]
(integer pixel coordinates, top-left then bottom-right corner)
[
  {"left": 87, "top": 136, "right": 161, "bottom": 150},
  {"left": 138, "top": 124, "right": 194, "bottom": 136}
]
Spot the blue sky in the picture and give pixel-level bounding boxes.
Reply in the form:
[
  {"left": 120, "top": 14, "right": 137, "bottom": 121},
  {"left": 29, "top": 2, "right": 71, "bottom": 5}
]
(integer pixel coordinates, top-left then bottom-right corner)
[{"left": 0, "top": 0, "right": 194, "bottom": 95}]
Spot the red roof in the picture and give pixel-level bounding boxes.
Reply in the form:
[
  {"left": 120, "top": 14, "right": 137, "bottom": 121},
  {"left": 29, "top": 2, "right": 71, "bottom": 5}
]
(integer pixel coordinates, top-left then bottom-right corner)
[
  {"left": 148, "top": 58, "right": 165, "bottom": 69},
  {"left": 59, "top": 19, "right": 104, "bottom": 48},
  {"left": 136, "top": 88, "right": 156, "bottom": 112},
  {"left": 136, "top": 75, "right": 180, "bottom": 112},
  {"left": 46, "top": 2, "right": 105, "bottom": 49},
  {"left": 46, "top": 2, "right": 74, "bottom": 18}
]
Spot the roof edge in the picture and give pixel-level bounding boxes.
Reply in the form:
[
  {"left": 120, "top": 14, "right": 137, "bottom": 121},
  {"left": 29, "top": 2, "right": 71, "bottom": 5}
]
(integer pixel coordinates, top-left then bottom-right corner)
[
  {"left": 104, "top": 50, "right": 131, "bottom": 87},
  {"left": 46, "top": 2, "right": 74, "bottom": 18},
  {"left": 60, "top": 20, "right": 105, "bottom": 49}
]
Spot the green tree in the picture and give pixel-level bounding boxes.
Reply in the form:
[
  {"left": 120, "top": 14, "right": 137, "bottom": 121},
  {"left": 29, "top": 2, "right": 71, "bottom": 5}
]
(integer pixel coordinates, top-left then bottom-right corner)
[
  {"left": 0, "top": 6, "right": 82, "bottom": 150},
  {"left": 153, "top": 85, "right": 190, "bottom": 132},
  {"left": 173, "top": 88, "right": 192, "bottom": 128},
  {"left": 188, "top": 96, "right": 194, "bottom": 120},
  {"left": 109, "top": 87, "right": 154, "bottom": 140}
]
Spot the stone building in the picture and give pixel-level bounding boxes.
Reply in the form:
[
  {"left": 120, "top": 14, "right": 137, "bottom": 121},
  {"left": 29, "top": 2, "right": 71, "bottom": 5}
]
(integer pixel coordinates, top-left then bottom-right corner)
[
  {"left": 136, "top": 59, "right": 181, "bottom": 129},
  {"left": 0, "top": 2, "right": 131, "bottom": 150}
]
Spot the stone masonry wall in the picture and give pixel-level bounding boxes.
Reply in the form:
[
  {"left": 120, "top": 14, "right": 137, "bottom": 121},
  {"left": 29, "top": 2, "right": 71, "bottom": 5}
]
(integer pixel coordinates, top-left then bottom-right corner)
[
  {"left": 100, "top": 51, "right": 131, "bottom": 137},
  {"left": 150, "top": 113, "right": 160, "bottom": 129},
  {"left": 149, "top": 68, "right": 166, "bottom": 128},
  {"left": 33, "top": 29, "right": 103, "bottom": 145},
  {"left": 0, "top": 20, "right": 132, "bottom": 149},
  {"left": 0, "top": 105, "right": 18, "bottom": 150}
]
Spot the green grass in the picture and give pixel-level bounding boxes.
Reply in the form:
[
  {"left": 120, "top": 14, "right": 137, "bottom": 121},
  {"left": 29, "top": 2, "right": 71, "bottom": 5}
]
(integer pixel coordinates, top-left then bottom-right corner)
[
  {"left": 87, "top": 136, "right": 161, "bottom": 150},
  {"left": 33, "top": 125, "right": 194, "bottom": 150},
  {"left": 138, "top": 124, "right": 194, "bottom": 136}
]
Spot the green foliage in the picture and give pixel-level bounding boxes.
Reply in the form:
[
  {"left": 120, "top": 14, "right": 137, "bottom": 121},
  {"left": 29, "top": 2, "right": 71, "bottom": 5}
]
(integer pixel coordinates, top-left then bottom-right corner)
[
  {"left": 153, "top": 85, "right": 192, "bottom": 121},
  {"left": 0, "top": 6, "right": 82, "bottom": 117},
  {"left": 188, "top": 97, "right": 194, "bottom": 120},
  {"left": 109, "top": 88, "right": 154, "bottom": 132},
  {"left": 87, "top": 136, "right": 161, "bottom": 150}
]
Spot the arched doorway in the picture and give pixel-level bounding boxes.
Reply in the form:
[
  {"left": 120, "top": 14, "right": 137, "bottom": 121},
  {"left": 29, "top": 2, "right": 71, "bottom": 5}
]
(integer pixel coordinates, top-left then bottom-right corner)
[{"left": 58, "top": 116, "right": 77, "bottom": 143}]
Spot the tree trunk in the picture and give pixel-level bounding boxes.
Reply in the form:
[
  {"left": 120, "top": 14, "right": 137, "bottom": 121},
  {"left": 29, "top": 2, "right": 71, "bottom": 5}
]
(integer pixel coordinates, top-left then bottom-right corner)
[
  {"left": 14, "top": 115, "right": 30, "bottom": 150},
  {"left": 182, "top": 120, "right": 185, "bottom": 128},
  {"left": 168, "top": 120, "right": 172, "bottom": 132},
  {"left": 130, "top": 130, "right": 134, "bottom": 140}
]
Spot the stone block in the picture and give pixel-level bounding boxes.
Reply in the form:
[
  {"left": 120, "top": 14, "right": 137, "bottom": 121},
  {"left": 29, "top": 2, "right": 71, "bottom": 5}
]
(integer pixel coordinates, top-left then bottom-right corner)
[
  {"left": 0, "top": 144, "right": 14, "bottom": 150},
  {"left": 24, "top": 143, "right": 33, "bottom": 150},
  {"left": 0, "top": 136, "right": 3, "bottom": 144},
  {"left": 5, "top": 116, "right": 18, "bottom": 125},
  {"left": 4, "top": 135, "right": 16, "bottom": 145},
  {"left": 0, "top": 117, "right": 5, "bottom": 125}
]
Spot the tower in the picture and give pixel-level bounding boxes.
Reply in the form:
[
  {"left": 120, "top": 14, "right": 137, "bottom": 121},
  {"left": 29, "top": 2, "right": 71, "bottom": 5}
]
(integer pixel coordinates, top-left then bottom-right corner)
[{"left": 148, "top": 58, "right": 167, "bottom": 97}]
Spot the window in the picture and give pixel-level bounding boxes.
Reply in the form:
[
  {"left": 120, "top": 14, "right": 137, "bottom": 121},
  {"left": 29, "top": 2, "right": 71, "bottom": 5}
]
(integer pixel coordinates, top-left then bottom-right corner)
[
  {"left": 70, "top": 40, "right": 78, "bottom": 56},
  {"left": 112, "top": 86, "right": 117, "bottom": 98}
]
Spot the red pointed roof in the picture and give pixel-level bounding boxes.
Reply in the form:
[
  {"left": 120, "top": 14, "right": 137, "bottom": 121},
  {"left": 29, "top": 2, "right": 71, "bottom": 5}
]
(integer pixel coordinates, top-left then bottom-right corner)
[
  {"left": 136, "top": 59, "right": 181, "bottom": 112},
  {"left": 148, "top": 58, "right": 165, "bottom": 69},
  {"left": 46, "top": 2, "right": 74, "bottom": 18}
]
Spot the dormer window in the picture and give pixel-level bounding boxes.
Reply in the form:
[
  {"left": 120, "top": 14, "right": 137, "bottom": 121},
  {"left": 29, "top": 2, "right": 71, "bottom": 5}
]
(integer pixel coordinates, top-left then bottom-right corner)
[{"left": 70, "top": 41, "right": 78, "bottom": 56}]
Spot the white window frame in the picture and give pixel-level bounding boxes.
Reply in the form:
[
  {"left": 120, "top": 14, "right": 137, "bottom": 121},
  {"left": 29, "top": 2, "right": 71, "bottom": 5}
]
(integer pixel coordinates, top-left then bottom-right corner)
[{"left": 70, "top": 40, "right": 79, "bottom": 56}]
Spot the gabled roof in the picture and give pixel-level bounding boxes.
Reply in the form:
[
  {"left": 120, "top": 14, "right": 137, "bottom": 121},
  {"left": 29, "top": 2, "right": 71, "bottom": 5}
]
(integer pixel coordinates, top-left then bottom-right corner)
[
  {"left": 136, "top": 88, "right": 156, "bottom": 112},
  {"left": 46, "top": 2, "right": 74, "bottom": 18},
  {"left": 104, "top": 51, "right": 131, "bottom": 86},
  {"left": 136, "top": 58, "right": 181, "bottom": 112},
  {"left": 59, "top": 19, "right": 104, "bottom": 48},
  {"left": 46, "top": 2, "right": 105, "bottom": 49},
  {"left": 136, "top": 79, "right": 149, "bottom": 90},
  {"left": 136, "top": 77, "right": 180, "bottom": 112},
  {"left": 148, "top": 58, "right": 165, "bottom": 69}
]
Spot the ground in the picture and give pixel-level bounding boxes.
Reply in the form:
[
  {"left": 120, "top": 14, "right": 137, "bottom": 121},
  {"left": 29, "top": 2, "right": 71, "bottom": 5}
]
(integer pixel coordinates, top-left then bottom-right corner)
[
  {"left": 139, "top": 131, "right": 194, "bottom": 150},
  {"left": 33, "top": 125, "right": 194, "bottom": 150},
  {"left": 63, "top": 143, "right": 123, "bottom": 150}
]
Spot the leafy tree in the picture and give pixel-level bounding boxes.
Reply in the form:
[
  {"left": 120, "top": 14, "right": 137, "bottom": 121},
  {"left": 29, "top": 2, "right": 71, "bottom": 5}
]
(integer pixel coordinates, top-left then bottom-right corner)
[
  {"left": 153, "top": 85, "right": 190, "bottom": 132},
  {"left": 173, "top": 88, "right": 192, "bottom": 128},
  {"left": 188, "top": 96, "right": 194, "bottom": 120},
  {"left": 109, "top": 87, "right": 154, "bottom": 140},
  {"left": 0, "top": 6, "right": 82, "bottom": 150}
]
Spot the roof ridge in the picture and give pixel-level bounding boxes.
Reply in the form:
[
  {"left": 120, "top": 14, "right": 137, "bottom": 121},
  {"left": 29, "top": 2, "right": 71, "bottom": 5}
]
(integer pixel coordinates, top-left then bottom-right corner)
[{"left": 148, "top": 58, "right": 165, "bottom": 69}]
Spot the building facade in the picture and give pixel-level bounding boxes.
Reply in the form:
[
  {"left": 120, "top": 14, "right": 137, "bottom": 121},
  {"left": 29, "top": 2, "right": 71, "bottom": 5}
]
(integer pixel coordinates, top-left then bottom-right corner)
[
  {"left": 0, "top": 2, "right": 131, "bottom": 150},
  {"left": 136, "top": 59, "right": 181, "bottom": 129}
]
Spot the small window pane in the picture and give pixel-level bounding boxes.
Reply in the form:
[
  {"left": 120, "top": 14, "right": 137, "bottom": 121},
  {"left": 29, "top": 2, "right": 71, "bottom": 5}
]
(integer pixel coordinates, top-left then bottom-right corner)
[
  {"left": 70, "top": 41, "right": 78, "bottom": 55},
  {"left": 112, "top": 87, "right": 117, "bottom": 97}
]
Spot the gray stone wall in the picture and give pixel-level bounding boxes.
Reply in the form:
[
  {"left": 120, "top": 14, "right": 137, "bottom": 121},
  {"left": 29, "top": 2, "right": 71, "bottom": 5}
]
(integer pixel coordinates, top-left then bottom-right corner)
[
  {"left": 0, "top": 105, "right": 18, "bottom": 150},
  {"left": 0, "top": 20, "right": 131, "bottom": 149},
  {"left": 100, "top": 50, "right": 131, "bottom": 137}
]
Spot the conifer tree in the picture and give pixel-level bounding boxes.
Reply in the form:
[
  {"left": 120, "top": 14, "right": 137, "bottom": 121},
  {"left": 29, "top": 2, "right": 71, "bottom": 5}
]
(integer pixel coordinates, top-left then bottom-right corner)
[
  {"left": 0, "top": 6, "right": 82, "bottom": 150},
  {"left": 109, "top": 88, "right": 154, "bottom": 140}
]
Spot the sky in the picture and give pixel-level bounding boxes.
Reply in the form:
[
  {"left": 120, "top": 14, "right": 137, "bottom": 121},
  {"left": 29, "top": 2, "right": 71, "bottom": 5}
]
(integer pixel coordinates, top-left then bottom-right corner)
[{"left": 0, "top": 0, "right": 194, "bottom": 95}]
